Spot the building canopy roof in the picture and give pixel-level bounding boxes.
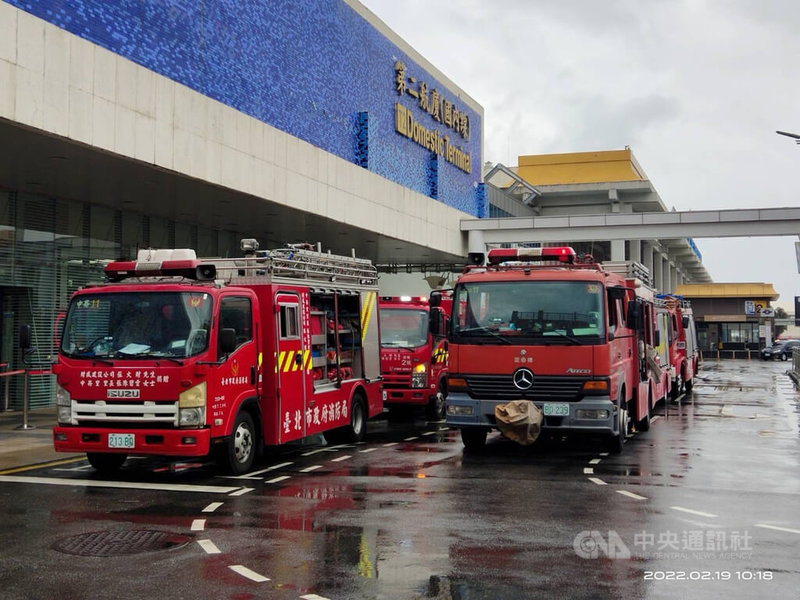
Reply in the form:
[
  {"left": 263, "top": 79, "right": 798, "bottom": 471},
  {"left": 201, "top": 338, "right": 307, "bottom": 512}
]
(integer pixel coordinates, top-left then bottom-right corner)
[{"left": 676, "top": 282, "right": 779, "bottom": 301}]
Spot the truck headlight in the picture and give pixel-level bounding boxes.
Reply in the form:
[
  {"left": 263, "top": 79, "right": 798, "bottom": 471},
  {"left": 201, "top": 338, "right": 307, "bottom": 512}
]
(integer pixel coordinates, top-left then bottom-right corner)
[
  {"left": 56, "top": 383, "right": 71, "bottom": 424},
  {"left": 179, "top": 382, "right": 206, "bottom": 428},
  {"left": 411, "top": 363, "right": 428, "bottom": 388}
]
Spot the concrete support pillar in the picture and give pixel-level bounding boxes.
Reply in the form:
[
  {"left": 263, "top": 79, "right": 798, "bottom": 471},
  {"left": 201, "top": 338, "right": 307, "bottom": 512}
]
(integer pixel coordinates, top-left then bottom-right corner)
[
  {"left": 610, "top": 239, "right": 625, "bottom": 261},
  {"left": 660, "top": 254, "right": 669, "bottom": 293},
  {"left": 629, "top": 240, "right": 641, "bottom": 263},
  {"left": 652, "top": 250, "right": 663, "bottom": 293},
  {"left": 670, "top": 264, "right": 678, "bottom": 293},
  {"left": 642, "top": 242, "right": 654, "bottom": 279}
]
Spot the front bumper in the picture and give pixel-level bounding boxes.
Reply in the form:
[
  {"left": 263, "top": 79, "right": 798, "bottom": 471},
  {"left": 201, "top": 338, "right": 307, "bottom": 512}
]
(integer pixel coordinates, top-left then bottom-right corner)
[
  {"left": 53, "top": 426, "right": 212, "bottom": 456},
  {"left": 444, "top": 392, "right": 617, "bottom": 436},
  {"left": 383, "top": 387, "right": 429, "bottom": 406}
]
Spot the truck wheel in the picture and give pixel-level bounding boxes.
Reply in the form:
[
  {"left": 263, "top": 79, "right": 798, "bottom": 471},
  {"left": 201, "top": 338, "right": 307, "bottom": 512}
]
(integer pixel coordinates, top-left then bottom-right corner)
[
  {"left": 607, "top": 399, "right": 628, "bottom": 454},
  {"left": 684, "top": 377, "right": 693, "bottom": 392},
  {"left": 219, "top": 410, "right": 256, "bottom": 474},
  {"left": 324, "top": 393, "right": 366, "bottom": 444},
  {"left": 87, "top": 452, "right": 127, "bottom": 474},
  {"left": 427, "top": 384, "right": 446, "bottom": 422},
  {"left": 460, "top": 427, "right": 488, "bottom": 452},
  {"left": 637, "top": 395, "right": 651, "bottom": 432}
]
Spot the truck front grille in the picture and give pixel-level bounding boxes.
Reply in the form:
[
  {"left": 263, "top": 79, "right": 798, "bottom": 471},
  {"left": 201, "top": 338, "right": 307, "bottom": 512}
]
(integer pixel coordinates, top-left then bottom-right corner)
[
  {"left": 71, "top": 400, "right": 178, "bottom": 427},
  {"left": 464, "top": 374, "right": 587, "bottom": 401}
]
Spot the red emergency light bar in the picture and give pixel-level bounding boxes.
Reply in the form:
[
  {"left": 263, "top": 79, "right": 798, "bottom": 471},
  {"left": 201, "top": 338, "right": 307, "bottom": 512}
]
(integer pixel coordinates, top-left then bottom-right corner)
[
  {"left": 104, "top": 249, "right": 216, "bottom": 282},
  {"left": 487, "top": 246, "right": 576, "bottom": 265},
  {"left": 380, "top": 296, "right": 429, "bottom": 304}
]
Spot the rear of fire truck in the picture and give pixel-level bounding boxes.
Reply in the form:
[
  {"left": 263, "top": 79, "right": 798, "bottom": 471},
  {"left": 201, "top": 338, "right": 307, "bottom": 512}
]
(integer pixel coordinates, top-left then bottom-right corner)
[
  {"left": 379, "top": 295, "right": 452, "bottom": 420},
  {"left": 52, "top": 248, "right": 247, "bottom": 473},
  {"left": 443, "top": 247, "right": 641, "bottom": 453}
]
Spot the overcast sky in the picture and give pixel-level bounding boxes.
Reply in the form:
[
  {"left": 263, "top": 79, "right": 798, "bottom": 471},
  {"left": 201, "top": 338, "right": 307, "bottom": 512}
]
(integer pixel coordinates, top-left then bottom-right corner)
[{"left": 360, "top": 0, "right": 800, "bottom": 311}]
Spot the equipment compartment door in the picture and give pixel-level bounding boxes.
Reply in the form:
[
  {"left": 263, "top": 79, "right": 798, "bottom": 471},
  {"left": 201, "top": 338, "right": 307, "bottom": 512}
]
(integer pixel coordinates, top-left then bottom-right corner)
[{"left": 275, "top": 292, "right": 307, "bottom": 443}]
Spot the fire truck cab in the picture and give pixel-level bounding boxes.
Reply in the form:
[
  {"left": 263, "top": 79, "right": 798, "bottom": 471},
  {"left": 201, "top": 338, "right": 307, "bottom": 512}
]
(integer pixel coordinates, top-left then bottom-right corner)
[
  {"left": 442, "top": 247, "right": 666, "bottom": 453},
  {"left": 53, "top": 240, "right": 384, "bottom": 474},
  {"left": 379, "top": 294, "right": 453, "bottom": 420}
]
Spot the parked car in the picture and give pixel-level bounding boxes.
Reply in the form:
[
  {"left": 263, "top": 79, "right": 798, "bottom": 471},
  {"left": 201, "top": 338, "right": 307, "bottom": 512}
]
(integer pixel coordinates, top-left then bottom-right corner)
[{"left": 761, "top": 339, "right": 800, "bottom": 361}]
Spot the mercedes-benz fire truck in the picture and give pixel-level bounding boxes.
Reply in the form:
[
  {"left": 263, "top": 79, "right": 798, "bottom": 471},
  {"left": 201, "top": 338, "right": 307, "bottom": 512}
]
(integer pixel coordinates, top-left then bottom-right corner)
[
  {"left": 53, "top": 240, "right": 384, "bottom": 474},
  {"left": 436, "top": 247, "right": 668, "bottom": 453},
  {"left": 379, "top": 294, "right": 453, "bottom": 420}
]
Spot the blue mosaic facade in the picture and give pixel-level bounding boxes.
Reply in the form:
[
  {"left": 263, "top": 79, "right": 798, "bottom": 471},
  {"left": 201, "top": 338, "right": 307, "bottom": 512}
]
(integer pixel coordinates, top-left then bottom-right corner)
[{"left": 5, "top": 0, "right": 484, "bottom": 216}]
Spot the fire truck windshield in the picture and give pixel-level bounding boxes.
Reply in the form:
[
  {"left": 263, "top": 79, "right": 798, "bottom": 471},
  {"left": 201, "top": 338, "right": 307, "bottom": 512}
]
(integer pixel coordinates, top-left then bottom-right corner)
[
  {"left": 452, "top": 280, "right": 605, "bottom": 344},
  {"left": 379, "top": 308, "right": 429, "bottom": 349},
  {"left": 60, "top": 291, "right": 213, "bottom": 360}
]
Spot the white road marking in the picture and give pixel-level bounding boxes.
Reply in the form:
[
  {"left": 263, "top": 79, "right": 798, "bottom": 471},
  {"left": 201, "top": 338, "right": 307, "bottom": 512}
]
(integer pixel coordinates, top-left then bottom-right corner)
[
  {"left": 599, "top": 452, "right": 609, "bottom": 457},
  {"left": 301, "top": 448, "right": 329, "bottom": 456},
  {"left": 403, "top": 436, "right": 419, "bottom": 441},
  {"left": 0, "top": 475, "right": 237, "bottom": 494},
  {"left": 755, "top": 523, "right": 800, "bottom": 535},
  {"left": 330, "top": 455, "right": 351, "bottom": 462},
  {"left": 191, "top": 519, "right": 206, "bottom": 531},
  {"left": 588, "top": 477, "right": 607, "bottom": 486},
  {"left": 229, "top": 565, "right": 270, "bottom": 582},
  {"left": 650, "top": 416, "right": 661, "bottom": 423},
  {"left": 589, "top": 458, "right": 601, "bottom": 465},
  {"left": 202, "top": 502, "right": 223, "bottom": 513},
  {"left": 266, "top": 475, "right": 291, "bottom": 484},
  {"left": 300, "top": 595, "right": 331, "bottom": 600},
  {"left": 617, "top": 490, "right": 647, "bottom": 500},
  {"left": 382, "top": 443, "right": 398, "bottom": 447},
  {"left": 300, "top": 465, "right": 322, "bottom": 473},
  {"left": 583, "top": 467, "right": 594, "bottom": 474},
  {"left": 229, "top": 487, "right": 253, "bottom": 496},
  {"left": 670, "top": 506, "right": 717, "bottom": 518},
  {"left": 246, "top": 462, "right": 294, "bottom": 477},
  {"left": 53, "top": 466, "right": 93, "bottom": 472},
  {"left": 359, "top": 448, "right": 377, "bottom": 453},
  {"left": 422, "top": 431, "right": 437, "bottom": 435},
  {"left": 197, "top": 539, "right": 221, "bottom": 554}
]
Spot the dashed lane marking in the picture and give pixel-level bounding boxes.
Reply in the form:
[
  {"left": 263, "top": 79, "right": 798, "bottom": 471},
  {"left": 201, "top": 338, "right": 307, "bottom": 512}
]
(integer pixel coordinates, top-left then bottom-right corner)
[
  {"left": 403, "top": 436, "right": 419, "bottom": 441},
  {"left": 588, "top": 458, "right": 601, "bottom": 465},
  {"left": 0, "top": 475, "right": 238, "bottom": 494},
  {"left": 382, "top": 443, "right": 398, "bottom": 447},
  {"left": 266, "top": 475, "right": 291, "bottom": 484},
  {"left": 330, "top": 455, "right": 352, "bottom": 462},
  {"left": 583, "top": 467, "right": 594, "bottom": 474},
  {"left": 617, "top": 490, "right": 648, "bottom": 500},
  {"left": 202, "top": 502, "right": 223, "bottom": 513},
  {"left": 359, "top": 448, "right": 377, "bottom": 453},
  {"left": 191, "top": 519, "right": 206, "bottom": 531},
  {"left": 197, "top": 539, "right": 221, "bottom": 554},
  {"left": 229, "top": 565, "right": 270, "bottom": 583},
  {"left": 300, "top": 595, "right": 331, "bottom": 600},
  {"left": 299, "top": 465, "right": 322, "bottom": 473},
  {"left": 229, "top": 487, "right": 253, "bottom": 496},
  {"left": 670, "top": 506, "right": 717, "bottom": 518},
  {"left": 755, "top": 523, "right": 800, "bottom": 535},
  {"left": 244, "top": 462, "right": 294, "bottom": 477},
  {"left": 588, "top": 477, "right": 607, "bottom": 486}
]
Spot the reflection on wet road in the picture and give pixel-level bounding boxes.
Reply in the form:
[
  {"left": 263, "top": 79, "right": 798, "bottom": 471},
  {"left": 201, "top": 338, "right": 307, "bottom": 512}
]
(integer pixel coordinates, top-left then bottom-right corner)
[{"left": 1, "top": 360, "right": 799, "bottom": 599}]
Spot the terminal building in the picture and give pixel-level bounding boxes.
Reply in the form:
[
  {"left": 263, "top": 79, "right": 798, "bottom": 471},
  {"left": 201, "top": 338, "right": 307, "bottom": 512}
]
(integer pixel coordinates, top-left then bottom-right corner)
[{"left": 0, "top": 0, "right": 764, "bottom": 408}]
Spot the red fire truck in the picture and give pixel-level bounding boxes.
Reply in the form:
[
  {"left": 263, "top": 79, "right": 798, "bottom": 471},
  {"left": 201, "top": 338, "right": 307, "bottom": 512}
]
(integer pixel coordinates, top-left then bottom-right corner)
[
  {"left": 52, "top": 240, "right": 384, "bottom": 474},
  {"left": 658, "top": 294, "right": 700, "bottom": 397},
  {"left": 436, "top": 247, "right": 668, "bottom": 453},
  {"left": 379, "top": 294, "right": 453, "bottom": 420}
]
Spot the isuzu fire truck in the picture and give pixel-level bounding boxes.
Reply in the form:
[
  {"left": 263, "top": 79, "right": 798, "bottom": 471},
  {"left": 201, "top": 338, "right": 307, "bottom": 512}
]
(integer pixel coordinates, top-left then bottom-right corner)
[
  {"left": 435, "top": 246, "right": 669, "bottom": 453},
  {"left": 657, "top": 294, "right": 700, "bottom": 397},
  {"left": 379, "top": 294, "right": 453, "bottom": 420},
  {"left": 52, "top": 240, "right": 384, "bottom": 474}
]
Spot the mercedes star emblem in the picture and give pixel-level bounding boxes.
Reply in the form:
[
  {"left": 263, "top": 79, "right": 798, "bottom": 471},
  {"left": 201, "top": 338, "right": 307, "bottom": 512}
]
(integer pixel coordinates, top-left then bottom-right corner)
[{"left": 512, "top": 368, "right": 534, "bottom": 390}]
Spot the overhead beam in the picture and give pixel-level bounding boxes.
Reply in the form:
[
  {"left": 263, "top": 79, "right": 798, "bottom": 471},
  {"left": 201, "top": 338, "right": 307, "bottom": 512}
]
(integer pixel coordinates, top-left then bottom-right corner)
[{"left": 461, "top": 207, "right": 800, "bottom": 243}]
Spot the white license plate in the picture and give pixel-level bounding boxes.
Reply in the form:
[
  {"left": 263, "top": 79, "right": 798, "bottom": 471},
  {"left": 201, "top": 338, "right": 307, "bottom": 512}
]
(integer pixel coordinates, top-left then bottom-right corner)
[
  {"left": 543, "top": 403, "right": 570, "bottom": 416},
  {"left": 108, "top": 433, "right": 135, "bottom": 449}
]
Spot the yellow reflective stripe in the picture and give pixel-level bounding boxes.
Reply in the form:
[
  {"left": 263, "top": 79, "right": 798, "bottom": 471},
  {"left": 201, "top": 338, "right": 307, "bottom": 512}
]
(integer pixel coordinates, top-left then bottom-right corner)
[
  {"left": 304, "top": 349, "right": 312, "bottom": 371},
  {"left": 275, "top": 351, "right": 282, "bottom": 373},
  {"left": 361, "top": 291, "right": 375, "bottom": 343},
  {"left": 284, "top": 350, "right": 295, "bottom": 372}
]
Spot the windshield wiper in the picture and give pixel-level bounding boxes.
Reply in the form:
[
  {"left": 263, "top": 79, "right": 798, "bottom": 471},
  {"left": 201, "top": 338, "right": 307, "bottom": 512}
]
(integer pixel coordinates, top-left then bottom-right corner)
[
  {"left": 455, "top": 326, "right": 512, "bottom": 344},
  {"left": 543, "top": 330, "right": 582, "bottom": 345}
]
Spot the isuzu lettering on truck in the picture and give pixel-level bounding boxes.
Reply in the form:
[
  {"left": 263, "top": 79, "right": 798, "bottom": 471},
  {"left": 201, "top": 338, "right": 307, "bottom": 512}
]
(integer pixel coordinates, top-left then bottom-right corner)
[
  {"left": 379, "top": 294, "right": 453, "bottom": 420},
  {"left": 52, "top": 240, "right": 384, "bottom": 474},
  {"left": 437, "top": 247, "right": 667, "bottom": 453}
]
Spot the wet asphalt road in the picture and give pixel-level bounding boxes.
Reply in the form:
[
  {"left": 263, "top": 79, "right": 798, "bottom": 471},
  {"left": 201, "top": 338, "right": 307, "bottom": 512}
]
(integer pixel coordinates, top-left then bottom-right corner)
[{"left": 0, "top": 359, "right": 799, "bottom": 600}]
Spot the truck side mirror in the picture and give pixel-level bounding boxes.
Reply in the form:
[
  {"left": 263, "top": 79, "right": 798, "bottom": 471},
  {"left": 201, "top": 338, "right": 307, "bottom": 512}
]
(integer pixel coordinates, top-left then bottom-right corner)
[
  {"left": 654, "top": 330, "right": 661, "bottom": 347},
  {"left": 429, "top": 309, "right": 445, "bottom": 336},
  {"left": 429, "top": 292, "right": 442, "bottom": 308},
  {"left": 682, "top": 315, "right": 690, "bottom": 328},
  {"left": 19, "top": 324, "right": 32, "bottom": 351},
  {"left": 219, "top": 327, "right": 236, "bottom": 355}
]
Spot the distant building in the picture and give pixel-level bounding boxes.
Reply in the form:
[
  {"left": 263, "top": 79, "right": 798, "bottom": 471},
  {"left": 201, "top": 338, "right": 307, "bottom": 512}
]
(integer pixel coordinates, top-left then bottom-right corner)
[{"left": 675, "top": 282, "right": 779, "bottom": 358}]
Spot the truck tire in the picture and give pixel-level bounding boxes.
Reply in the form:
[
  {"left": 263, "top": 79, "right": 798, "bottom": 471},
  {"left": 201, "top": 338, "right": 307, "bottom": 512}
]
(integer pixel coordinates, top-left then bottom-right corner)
[
  {"left": 324, "top": 393, "right": 366, "bottom": 444},
  {"left": 460, "top": 427, "right": 488, "bottom": 452},
  {"left": 427, "top": 383, "right": 446, "bottom": 422},
  {"left": 87, "top": 452, "right": 127, "bottom": 474},
  {"left": 637, "top": 393, "right": 651, "bottom": 432},
  {"left": 607, "top": 398, "right": 628, "bottom": 454},
  {"left": 218, "top": 410, "right": 256, "bottom": 474},
  {"left": 684, "top": 376, "right": 693, "bottom": 392}
]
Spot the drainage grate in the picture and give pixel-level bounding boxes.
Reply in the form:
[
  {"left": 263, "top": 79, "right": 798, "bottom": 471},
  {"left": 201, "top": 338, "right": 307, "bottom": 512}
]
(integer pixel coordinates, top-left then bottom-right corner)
[{"left": 53, "top": 530, "right": 193, "bottom": 557}]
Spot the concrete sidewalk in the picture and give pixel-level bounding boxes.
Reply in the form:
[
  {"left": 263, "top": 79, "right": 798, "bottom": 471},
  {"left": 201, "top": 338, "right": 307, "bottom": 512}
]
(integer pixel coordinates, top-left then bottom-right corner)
[{"left": 0, "top": 407, "right": 81, "bottom": 471}]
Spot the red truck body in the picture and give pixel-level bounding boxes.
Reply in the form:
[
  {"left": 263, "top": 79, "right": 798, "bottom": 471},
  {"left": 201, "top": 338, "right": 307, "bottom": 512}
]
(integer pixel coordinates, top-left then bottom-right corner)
[
  {"left": 441, "top": 247, "right": 668, "bottom": 452},
  {"left": 658, "top": 294, "right": 700, "bottom": 396},
  {"left": 52, "top": 242, "right": 384, "bottom": 474},
  {"left": 379, "top": 295, "right": 453, "bottom": 420}
]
